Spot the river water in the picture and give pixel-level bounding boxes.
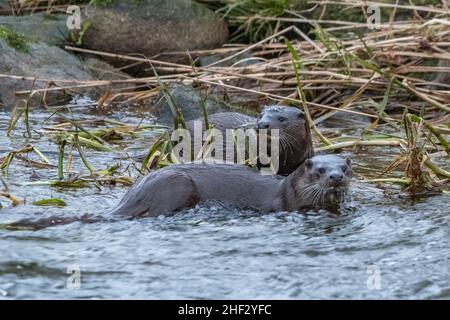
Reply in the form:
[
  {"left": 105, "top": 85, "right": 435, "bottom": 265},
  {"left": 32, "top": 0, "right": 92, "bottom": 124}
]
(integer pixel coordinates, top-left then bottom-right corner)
[{"left": 0, "top": 106, "right": 449, "bottom": 299}]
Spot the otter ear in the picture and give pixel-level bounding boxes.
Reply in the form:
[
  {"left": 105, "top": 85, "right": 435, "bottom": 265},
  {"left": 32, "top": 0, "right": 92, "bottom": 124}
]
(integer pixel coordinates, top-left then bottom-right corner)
[
  {"left": 305, "top": 159, "right": 313, "bottom": 169},
  {"left": 346, "top": 157, "right": 352, "bottom": 166},
  {"left": 297, "top": 111, "right": 305, "bottom": 119}
]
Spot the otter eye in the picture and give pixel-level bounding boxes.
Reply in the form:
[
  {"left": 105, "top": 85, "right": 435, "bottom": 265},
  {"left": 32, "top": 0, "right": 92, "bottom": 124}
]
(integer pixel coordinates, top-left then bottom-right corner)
[
  {"left": 341, "top": 166, "right": 347, "bottom": 173},
  {"left": 278, "top": 117, "right": 286, "bottom": 122},
  {"left": 318, "top": 168, "right": 325, "bottom": 174}
]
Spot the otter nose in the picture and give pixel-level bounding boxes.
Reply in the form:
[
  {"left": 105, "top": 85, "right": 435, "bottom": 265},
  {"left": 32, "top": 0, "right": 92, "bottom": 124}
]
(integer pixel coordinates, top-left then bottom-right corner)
[
  {"left": 257, "top": 121, "right": 270, "bottom": 129},
  {"left": 329, "top": 173, "right": 343, "bottom": 182}
]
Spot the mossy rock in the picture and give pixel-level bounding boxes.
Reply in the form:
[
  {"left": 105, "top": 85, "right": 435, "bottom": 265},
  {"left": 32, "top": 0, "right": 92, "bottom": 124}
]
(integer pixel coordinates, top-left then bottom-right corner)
[
  {"left": 0, "top": 37, "right": 131, "bottom": 108},
  {"left": 0, "top": 13, "right": 68, "bottom": 46},
  {"left": 0, "top": 38, "right": 92, "bottom": 107}
]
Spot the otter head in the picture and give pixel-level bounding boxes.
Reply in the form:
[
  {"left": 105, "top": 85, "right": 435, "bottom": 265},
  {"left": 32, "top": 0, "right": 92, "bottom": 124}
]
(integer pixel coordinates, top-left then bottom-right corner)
[
  {"left": 257, "top": 105, "right": 304, "bottom": 132},
  {"left": 297, "top": 155, "right": 352, "bottom": 208},
  {"left": 257, "top": 105, "right": 314, "bottom": 175}
]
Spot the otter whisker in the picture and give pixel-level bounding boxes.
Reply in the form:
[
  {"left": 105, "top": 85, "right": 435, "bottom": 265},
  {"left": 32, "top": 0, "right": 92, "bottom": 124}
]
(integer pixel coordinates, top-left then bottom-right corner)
[
  {"left": 310, "top": 185, "right": 324, "bottom": 206},
  {"left": 280, "top": 136, "right": 295, "bottom": 155},
  {"left": 317, "top": 186, "right": 327, "bottom": 206},
  {"left": 298, "top": 183, "right": 319, "bottom": 198},
  {"left": 280, "top": 133, "right": 297, "bottom": 155}
]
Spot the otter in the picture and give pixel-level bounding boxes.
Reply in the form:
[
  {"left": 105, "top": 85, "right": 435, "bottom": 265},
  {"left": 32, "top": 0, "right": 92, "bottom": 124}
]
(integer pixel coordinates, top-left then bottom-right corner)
[
  {"left": 256, "top": 105, "right": 313, "bottom": 175},
  {"left": 7, "top": 155, "right": 351, "bottom": 230},
  {"left": 109, "top": 155, "right": 352, "bottom": 217},
  {"left": 180, "top": 105, "right": 314, "bottom": 175}
]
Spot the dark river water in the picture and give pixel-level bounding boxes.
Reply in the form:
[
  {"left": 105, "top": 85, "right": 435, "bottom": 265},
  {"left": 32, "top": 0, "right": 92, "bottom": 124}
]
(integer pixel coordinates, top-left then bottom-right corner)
[{"left": 0, "top": 106, "right": 449, "bottom": 299}]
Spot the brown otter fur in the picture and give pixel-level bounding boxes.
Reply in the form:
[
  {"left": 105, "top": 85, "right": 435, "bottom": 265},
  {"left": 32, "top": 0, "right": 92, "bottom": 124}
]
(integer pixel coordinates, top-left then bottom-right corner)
[
  {"left": 180, "top": 105, "right": 314, "bottom": 175},
  {"left": 9, "top": 155, "right": 351, "bottom": 230},
  {"left": 109, "top": 155, "right": 352, "bottom": 217}
]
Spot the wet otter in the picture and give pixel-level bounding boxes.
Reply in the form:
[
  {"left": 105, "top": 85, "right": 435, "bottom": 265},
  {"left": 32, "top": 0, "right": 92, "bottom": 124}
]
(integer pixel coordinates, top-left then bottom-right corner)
[
  {"left": 181, "top": 105, "right": 314, "bottom": 175},
  {"left": 8, "top": 155, "right": 351, "bottom": 230},
  {"left": 109, "top": 155, "right": 352, "bottom": 217},
  {"left": 256, "top": 105, "right": 313, "bottom": 175}
]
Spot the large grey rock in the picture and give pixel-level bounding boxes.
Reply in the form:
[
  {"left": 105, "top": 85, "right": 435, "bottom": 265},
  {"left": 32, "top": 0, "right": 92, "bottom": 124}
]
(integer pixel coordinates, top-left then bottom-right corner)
[
  {"left": 0, "top": 13, "right": 68, "bottom": 46},
  {"left": 0, "top": 0, "right": 12, "bottom": 15},
  {"left": 81, "top": 0, "right": 228, "bottom": 65},
  {"left": 149, "top": 83, "right": 229, "bottom": 125},
  {"left": 0, "top": 38, "right": 92, "bottom": 107},
  {"left": 0, "top": 38, "right": 130, "bottom": 108}
]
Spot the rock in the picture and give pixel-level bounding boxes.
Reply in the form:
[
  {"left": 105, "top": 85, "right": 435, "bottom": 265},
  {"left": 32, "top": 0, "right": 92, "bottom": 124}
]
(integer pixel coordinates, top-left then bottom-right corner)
[
  {"left": 81, "top": 0, "right": 228, "bottom": 68},
  {"left": 82, "top": 56, "right": 133, "bottom": 91},
  {"left": 0, "top": 31, "right": 130, "bottom": 108},
  {"left": 198, "top": 52, "right": 260, "bottom": 68},
  {"left": 0, "top": 0, "right": 12, "bottom": 15},
  {"left": 149, "top": 83, "right": 229, "bottom": 124},
  {"left": 0, "top": 13, "right": 68, "bottom": 46},
  {"left": 0, "top": 37, "right": 92, "bottom": 107}
]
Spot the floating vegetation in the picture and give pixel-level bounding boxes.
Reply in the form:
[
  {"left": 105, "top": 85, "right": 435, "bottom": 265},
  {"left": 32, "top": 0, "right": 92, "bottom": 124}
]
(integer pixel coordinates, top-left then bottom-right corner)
[
  {"left": 0, "top": 144, "right": 50, "bottom": 177},
  {"left": 32, "top": 198, "right": 67, "bottom": 207},
  {"left": 0, "top": 223, "right": 35, "bottom": 231},
  {"left": 0, "top": 191, "right": 24, "bottom": 206},
  {"left": 4, "top": 105, "right": 160, "bottom": 191}
]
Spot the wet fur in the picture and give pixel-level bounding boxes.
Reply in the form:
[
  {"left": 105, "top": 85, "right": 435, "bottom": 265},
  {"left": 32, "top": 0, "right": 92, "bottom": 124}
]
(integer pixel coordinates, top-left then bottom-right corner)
[
  {"left": 110, "top": 155, "right": 352, "bottom": 217},
  {"left": 182, "top": 105, "right": 314, "bottom": 175},
  {"left": 258, "top": 105, "right": 314, "bottom": 175}
]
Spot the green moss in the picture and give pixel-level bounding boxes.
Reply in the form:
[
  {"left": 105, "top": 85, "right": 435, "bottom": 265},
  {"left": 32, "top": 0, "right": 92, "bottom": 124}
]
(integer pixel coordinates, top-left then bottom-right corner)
[{"left": 0, "top": 26, "right": 30, "bottom": 53}]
